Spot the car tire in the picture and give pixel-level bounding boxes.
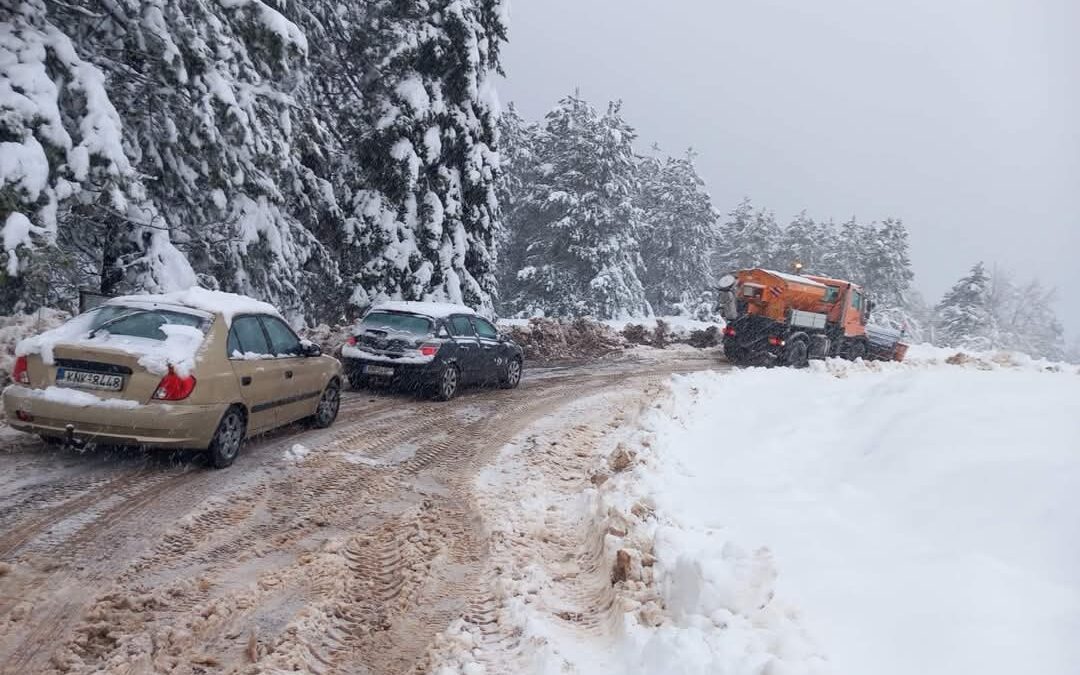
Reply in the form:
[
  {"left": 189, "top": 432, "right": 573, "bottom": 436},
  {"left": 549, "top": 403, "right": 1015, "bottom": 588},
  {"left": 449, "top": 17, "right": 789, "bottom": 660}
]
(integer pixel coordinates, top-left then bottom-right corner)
[
  {"left": 783, "top": 339, "right": 810, "bottom": 368},
  {"left": 499, "top": 358, "right": 522, "bottom": 389},
  {"left": 309, "top": 379, "right": 341, "bottom": 429},
  {"left": 433, "top": 364, "right": 460, "bottom": 401},
  {"left": 208, "top": 406, "right": 246, "bottom": 469}
]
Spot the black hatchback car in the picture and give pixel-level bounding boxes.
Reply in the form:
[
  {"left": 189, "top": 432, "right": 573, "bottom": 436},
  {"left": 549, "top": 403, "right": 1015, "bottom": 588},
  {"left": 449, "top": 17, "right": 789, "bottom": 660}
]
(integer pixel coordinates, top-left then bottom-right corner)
[{"left": 341, "top": 302, "right": 524, "bottom": 400}]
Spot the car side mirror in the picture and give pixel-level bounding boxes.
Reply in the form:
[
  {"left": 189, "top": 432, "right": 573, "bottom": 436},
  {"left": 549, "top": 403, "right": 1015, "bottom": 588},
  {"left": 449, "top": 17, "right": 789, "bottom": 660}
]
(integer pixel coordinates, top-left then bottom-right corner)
[{"left": 301, "top": 341, "right": 322, "bottom": 357}]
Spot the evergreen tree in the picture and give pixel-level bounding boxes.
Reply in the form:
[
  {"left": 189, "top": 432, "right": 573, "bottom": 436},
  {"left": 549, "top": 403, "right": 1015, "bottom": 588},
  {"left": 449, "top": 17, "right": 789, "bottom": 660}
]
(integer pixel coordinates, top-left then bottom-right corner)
[
  {"left": 782, "top": 211, "right": 831, "bottom": 274},
  {"left": 0, "top": 0, "right": 197, "bottom": 313},
  {"left": 505, "top": 95, "right": 649, "bottom": 319},
  {"left": 494, "top": 103, "right": 539, "bottom": 305},
  {"left": 936, "top": 262, "right": 994, "bottom": 349},
  {"left": 637, "top": 150, "right": 718, "bottom": 316},
  {"left": 714, "top": 198, "right": 784, "bottom": 273},
  {"left": 314, "top": 0, "right": 507, "bottom": 316}
]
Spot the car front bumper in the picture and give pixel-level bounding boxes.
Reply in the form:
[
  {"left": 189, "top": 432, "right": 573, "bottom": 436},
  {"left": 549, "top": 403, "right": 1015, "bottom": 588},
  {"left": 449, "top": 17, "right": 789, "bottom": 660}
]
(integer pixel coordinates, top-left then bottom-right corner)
[{"left": 2, "top": 385, "right": 225, "bottom": 449}]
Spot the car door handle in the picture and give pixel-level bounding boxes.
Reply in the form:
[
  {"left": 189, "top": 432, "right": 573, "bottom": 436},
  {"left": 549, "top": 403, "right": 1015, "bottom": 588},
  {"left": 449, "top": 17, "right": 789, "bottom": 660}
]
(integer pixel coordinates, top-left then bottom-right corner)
[
  {"left": 285, "top": 370, "right": 294, "bottom": 379},
  {"left": 241, "top": 376, "right": 252, "bottom": 386}
]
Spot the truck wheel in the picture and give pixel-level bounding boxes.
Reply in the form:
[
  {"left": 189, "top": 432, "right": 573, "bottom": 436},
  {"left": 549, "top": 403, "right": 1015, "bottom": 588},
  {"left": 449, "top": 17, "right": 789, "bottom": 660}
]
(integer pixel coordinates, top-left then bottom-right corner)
[
  {"left": 784, "top": 340, "right": 810, "bottom": 368},
  {"left": 846, "top": 340, "right": 867, "bottom": 361}
]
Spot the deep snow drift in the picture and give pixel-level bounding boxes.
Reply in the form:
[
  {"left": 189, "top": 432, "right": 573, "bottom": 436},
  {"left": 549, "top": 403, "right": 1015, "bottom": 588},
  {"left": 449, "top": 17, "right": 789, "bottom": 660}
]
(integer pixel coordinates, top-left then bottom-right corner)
[
  {"left": 640, "top": 358, "right": 1080, "bottom": 675},
  {"left": 428, "top": 352, "right": 1079, "bottom": 675}
]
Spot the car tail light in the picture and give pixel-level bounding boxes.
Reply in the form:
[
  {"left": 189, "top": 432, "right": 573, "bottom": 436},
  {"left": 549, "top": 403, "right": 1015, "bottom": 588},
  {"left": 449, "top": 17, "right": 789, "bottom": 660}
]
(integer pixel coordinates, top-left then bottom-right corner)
[
  {"left": 723, "top": 326, "right": 736, "bottom": 337},
  {"left": 346, "top": 335, "right": 357, "bottom": 346},
  {"left": 768, "top": 336, "right": 785, "bottom": 347},
  {"left": 13, "top": 355, "right": 29, "bottom": 385},
  {"left": 153, "top": 366, "right": 197, "bottom": 401},
  {"left": 419, "top": 344, "right": 439, "bottom": 357}
]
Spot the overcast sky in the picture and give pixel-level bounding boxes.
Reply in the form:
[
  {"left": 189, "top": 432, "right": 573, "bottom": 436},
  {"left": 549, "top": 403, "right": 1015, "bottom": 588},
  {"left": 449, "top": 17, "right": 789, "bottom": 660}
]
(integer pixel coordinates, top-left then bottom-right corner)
[{"left": 499, "top": 0, "right": 1079, "bottom": 337}]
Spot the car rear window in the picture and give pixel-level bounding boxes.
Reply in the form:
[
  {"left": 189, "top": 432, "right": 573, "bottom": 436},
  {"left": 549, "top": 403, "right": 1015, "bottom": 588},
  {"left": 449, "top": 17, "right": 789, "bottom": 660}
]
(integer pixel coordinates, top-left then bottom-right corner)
[
  {"left": 89, "top": 305, "right": 206, "bottom": 341},
  {"left": 361, "top": 311, "right": 433, "bottom": 336}
]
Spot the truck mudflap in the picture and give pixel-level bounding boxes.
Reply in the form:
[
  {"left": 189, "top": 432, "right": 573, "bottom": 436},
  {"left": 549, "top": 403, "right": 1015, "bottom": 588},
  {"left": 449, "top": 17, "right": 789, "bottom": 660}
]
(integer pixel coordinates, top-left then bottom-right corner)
[{"left": 722, "top": 316, "right": 785, "bottom": 365}]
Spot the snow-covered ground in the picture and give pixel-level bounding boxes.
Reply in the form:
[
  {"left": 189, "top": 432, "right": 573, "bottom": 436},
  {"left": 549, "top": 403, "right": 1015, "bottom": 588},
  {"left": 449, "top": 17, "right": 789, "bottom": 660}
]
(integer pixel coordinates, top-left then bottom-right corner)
[
  {"left": 430, "top": 351, "right": 1080, "bottom": 674},
  {"left": 629, "top": 357, "right": 1080, "bottom": 674}
]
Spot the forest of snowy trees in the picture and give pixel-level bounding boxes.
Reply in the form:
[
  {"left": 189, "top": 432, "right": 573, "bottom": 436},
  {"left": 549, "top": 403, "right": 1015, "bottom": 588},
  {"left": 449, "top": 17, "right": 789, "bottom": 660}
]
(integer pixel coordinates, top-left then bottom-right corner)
[{"left": 0, "top": 0, "right": 1070, "bottom": 360}]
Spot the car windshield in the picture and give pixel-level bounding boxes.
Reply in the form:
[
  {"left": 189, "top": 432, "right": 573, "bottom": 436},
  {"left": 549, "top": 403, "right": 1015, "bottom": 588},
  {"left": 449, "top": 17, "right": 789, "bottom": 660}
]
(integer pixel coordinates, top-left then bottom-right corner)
[
  {"left": 360, "top": 311, "right": 433, "bottom": 336},
  {"left": 87, "top": 305, "right": 207, "bottom": 341}
]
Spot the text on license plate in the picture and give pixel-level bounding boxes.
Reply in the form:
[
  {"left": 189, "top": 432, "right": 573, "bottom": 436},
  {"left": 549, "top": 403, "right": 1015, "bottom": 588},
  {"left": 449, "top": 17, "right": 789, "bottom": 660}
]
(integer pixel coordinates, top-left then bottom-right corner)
[
  {"left": 56, "top": 369, "right": 124, "bottom": 391},
  {"left": 364, "top": 365, "right": 395, "bottom": 377}
]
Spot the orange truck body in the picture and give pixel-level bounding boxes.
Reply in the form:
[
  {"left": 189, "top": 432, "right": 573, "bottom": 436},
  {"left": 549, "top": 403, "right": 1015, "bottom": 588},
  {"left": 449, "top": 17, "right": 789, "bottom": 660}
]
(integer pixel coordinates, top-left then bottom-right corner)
[{"left": 720, "top": 268, "right": 908, "bottom": 366}]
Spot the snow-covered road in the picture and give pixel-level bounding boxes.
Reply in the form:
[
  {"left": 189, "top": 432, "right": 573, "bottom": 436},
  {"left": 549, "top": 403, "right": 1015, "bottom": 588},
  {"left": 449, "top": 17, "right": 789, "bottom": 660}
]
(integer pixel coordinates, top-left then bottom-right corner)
[{"left": 0, "top": 348, "right": 717, "bottom": 674}]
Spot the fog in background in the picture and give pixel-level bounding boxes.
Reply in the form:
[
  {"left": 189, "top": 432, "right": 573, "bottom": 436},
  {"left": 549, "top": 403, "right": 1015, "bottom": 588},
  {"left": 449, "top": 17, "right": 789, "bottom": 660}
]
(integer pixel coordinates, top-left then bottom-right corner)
[{"left": 499, "top": 0, "right": 1079, "bottom": 336}]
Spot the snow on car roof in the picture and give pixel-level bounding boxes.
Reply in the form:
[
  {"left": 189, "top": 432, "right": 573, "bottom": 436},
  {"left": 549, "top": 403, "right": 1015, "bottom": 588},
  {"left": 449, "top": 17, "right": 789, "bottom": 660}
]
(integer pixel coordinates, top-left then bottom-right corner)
[
  {"left": 761, "top": 270, "right": 828, "bottom": 288},
  {"left": 109, "top": 287, "right": 281, "bottom": 324},
  {"left": 369, "top": 301, "right": 478, "bottom": 319}
]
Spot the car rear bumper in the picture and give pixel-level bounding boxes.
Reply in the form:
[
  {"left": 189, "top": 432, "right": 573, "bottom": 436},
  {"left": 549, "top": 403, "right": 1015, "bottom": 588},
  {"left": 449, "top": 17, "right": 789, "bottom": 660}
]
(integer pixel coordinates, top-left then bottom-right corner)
[
  {"left": 2, "top": 385, "right": 224, "bottom": 448},
  {"left": 342, "top": 356, "right": 440, "bottom": 384}
]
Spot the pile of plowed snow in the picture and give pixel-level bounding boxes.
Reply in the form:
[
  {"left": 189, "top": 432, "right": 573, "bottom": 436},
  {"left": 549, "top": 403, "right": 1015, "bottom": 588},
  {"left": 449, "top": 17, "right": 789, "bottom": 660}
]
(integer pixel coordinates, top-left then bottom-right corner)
[
  {"left": 627, "top": 358, "right": 1080, "bottom": 675},
  {"left": 429, "top": 353, "right": 1079, "bottom": 675}
]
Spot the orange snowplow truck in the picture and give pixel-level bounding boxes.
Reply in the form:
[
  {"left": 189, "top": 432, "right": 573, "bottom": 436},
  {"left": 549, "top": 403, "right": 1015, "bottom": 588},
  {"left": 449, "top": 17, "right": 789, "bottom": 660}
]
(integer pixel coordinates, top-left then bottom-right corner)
[{"left": 717, "top": 268, "right": 909, "bottom": 367}]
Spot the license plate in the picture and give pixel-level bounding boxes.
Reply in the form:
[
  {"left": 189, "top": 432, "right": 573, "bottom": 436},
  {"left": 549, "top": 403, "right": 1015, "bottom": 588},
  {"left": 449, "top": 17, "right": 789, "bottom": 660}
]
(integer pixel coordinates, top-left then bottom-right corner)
[
  {"left": 56, "top": 368, "right": 124, "bottom": 391},
  {"left": 364, "top": 365, "right": 395, "bottom": 377}
]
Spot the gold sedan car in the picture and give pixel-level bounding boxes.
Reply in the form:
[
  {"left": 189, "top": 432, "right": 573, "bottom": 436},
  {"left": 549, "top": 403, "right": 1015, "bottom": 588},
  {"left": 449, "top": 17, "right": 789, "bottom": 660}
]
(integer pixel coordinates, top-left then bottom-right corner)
[{"left": 3, "top": 289, "right": 343, "bottom": 468}]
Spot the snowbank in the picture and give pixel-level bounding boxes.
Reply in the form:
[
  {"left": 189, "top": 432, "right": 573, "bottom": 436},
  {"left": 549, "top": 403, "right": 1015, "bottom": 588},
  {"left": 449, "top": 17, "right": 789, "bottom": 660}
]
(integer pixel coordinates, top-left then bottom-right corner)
[
  {"left": 0, "top": 308, "right": 69, "bottom": 381},
  {"left": 640, "top": 363, "right": 1080, "bottom": 675}
]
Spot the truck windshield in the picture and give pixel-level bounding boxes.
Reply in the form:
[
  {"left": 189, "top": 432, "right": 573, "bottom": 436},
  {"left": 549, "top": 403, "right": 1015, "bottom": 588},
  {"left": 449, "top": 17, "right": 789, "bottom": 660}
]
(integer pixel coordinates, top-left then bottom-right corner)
[{"left": 823, "top": 287, "right": 840, "bottom": 302}]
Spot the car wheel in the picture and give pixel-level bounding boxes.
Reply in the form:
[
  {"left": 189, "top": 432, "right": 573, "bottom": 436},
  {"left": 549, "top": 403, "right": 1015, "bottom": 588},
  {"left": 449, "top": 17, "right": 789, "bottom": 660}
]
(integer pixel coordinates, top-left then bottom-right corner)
[
  {"left": 783, "top": 339, "right": 810, "bottom": 368},
  {"left": 500, "top": 358, "right": 522, "bottom": 389},
  {"left": 208, "top": 406, "right": 246, "bottom": 469},
  {"left": 433, "top": 364, "right": 460, "bottom": 401},
  {"left": 310, "top": 380, "right": 341, "bottom": 429}
]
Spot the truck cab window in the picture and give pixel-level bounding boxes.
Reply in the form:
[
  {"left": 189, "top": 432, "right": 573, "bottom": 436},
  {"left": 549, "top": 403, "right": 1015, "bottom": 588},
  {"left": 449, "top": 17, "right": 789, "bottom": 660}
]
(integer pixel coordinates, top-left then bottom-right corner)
[
  {"left": 851, "top": 291, "right": 863, "bottom": 311},
  {"left": 824, "top": 287, "right": 840, "bottom": 302}
]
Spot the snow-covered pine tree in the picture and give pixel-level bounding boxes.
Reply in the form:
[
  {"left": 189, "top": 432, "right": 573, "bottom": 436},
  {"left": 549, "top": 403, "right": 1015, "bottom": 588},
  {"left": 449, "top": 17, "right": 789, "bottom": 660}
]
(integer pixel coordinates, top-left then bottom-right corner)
[
  {"left": 713, "top": 198, "right": 784, "bottom": 273},
  {"left": 986, "top": 271, "right": 1066, "bottom": 360},
  {"left": 1066, "top": 337, "right": 1080, "bottom": 365},
  {"left": 935, "top": 262, "right": 994, "bottom": 349},
  {"left": 315, "top": 0, "right": 507, "bottom": 316},
  {"left": 0, "top": 0, "right": 196, "bottom": 313},
  {"left": 45, "top": 0, "right": 346, "bottom": 323},
  {"left": 859, "top": 218, "right": 913, "bottom": 308},
  {"left": 782, "top": 211, "right": 832, "bottom": 274},
  {"left": 505, "top": 95, "right": 650, "bottom": 319},
  {"left": 494, "top": 103, "right": 539, "bottom": 305},
  {"left": 636, "top": 150, "right": 719, "bottom": 316}
]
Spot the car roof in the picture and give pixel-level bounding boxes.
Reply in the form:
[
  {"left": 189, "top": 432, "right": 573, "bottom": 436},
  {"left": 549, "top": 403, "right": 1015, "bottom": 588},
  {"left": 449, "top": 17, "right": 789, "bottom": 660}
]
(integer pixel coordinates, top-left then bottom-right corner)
[{"left": 368, "top": 301, "right": 478, "bottom": 319}]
